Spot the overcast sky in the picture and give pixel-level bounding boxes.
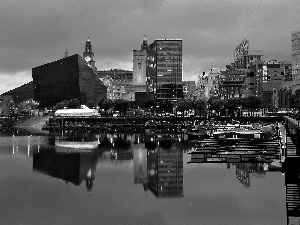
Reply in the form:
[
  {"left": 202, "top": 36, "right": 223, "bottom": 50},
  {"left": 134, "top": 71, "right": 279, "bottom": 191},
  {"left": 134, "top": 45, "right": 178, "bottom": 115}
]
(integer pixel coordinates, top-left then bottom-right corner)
[{"left": 1, "top": 0, "right": 300, "bottom": 93}]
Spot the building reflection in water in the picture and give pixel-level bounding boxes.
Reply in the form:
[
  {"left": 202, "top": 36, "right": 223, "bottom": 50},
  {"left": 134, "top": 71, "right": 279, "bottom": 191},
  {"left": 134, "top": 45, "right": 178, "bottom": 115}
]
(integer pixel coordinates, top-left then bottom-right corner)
[
  {"left": 188, "top": 141, "right": 282, "bottom": 188},
  {"left": 233, "top": 163, "right": 281, "bottom": 188},
  {"left": 32, "top": 131, "right": 101, "bottom": 194},
  {"left": 282, "top": 161, "right": 300, "bottom": 224},
  {"left": 33, "top": 145, "right": 97, "bottom": 193},
  {"left": 141, "top": 136, "right": 184, "bottom": 198},
  {"left": 8, "top": 131, "right": 188, "bottom": 198}
]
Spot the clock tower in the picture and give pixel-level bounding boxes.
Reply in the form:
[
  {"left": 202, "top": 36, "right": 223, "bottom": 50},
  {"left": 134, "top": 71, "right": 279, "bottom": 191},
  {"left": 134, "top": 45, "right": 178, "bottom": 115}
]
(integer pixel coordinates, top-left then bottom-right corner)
[{"left": 83, "top": 36, "right": 97, "bottom": 71}]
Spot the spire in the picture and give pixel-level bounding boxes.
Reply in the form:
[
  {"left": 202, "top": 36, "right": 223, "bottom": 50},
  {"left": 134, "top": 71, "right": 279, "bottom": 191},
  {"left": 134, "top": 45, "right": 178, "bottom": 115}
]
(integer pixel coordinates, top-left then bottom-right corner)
[
  {"left": 64, "top": 48, "right": 68, "bottom": 58},
  {"left": 141, "top": 35, "right": 148, "bottom": 51},
  {"left": 87, "top": 36, "right": 90, "bottom": 42}
]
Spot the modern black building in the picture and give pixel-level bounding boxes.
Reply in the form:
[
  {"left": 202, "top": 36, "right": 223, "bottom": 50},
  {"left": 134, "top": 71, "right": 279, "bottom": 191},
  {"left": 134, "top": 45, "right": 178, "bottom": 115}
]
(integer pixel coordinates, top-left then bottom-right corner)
[
  {"left": 146, "top": 39, "right": 183, "bottom": 100},
  {"left": 32, "top": 54, "right": 106, "bottom": 107},
  {"left": 1, "top": 82, "right": 34, "bottom": 105}
]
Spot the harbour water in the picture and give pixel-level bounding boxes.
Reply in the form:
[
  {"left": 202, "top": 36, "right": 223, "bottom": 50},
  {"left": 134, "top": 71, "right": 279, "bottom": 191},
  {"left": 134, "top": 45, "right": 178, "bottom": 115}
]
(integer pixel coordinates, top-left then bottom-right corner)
[{"left": 0, "top": 129, "right": 287, "bottom": 225}]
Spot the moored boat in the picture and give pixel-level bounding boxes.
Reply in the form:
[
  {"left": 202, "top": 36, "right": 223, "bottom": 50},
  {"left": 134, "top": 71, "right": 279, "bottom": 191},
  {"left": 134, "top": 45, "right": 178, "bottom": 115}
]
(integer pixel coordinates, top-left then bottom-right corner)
[{"left": 212, "top": 124, "right": 276, "bottom": 141}]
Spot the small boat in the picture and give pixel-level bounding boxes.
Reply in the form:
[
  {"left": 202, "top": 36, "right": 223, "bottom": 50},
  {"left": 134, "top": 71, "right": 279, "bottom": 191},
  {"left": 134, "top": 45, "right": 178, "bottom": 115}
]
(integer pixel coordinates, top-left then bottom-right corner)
[
  {"left": 187, "top": 126, "right": 210, "bottom": 140},
  {"left": 212, "top": 125, "right": 274, "bottom": 141}
]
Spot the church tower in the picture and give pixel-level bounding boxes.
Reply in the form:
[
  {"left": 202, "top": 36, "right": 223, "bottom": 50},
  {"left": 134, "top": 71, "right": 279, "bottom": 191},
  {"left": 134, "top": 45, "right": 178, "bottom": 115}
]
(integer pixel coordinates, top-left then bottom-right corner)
[
  {"left": 141, "top": 35, "right": 148, "bottom": 51},
  {"left": 83, "top": 36, "right": 97, "bottom": 71},
  {"left": 133, "top": 36, "right": 148, "bottom": 85}
]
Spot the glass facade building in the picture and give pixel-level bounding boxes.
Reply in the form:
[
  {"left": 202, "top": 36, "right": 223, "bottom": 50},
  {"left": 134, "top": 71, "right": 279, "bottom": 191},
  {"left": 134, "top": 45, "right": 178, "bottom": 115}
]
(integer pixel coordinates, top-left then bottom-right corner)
[{"left": 147, "top": 39, "right": 183, "bottom": 100}]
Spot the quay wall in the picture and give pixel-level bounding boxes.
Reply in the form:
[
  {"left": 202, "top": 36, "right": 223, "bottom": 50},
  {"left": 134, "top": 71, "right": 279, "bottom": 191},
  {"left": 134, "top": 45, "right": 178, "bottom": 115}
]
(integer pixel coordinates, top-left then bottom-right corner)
[{"left": 43, "top": 116, "right": 282, "bottom": 133}]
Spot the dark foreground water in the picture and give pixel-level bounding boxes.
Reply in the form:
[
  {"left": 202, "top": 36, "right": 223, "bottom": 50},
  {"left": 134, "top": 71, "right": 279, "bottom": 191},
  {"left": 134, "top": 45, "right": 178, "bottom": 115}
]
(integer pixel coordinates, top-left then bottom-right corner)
[{"left": 0, "top": 130, "right": 287, "bottom": 225}]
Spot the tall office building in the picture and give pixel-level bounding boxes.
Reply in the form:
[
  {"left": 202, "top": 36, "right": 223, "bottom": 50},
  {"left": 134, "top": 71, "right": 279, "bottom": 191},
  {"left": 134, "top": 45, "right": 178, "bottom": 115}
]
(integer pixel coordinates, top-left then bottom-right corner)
[
  {"left": 133, "top": 36, "right": 147, "bottom": 85},
  {"left": 292, "top": 31, "right": 300, "bottom": 93},
  {"left": 206, "top": 68, "right": 223, "bottom": 98},
  {"left": 146, "top": 39, "right": 183, "bottom": 100},
  {"left": 182, "top": 81, "right": 196, "bottom": 99}
]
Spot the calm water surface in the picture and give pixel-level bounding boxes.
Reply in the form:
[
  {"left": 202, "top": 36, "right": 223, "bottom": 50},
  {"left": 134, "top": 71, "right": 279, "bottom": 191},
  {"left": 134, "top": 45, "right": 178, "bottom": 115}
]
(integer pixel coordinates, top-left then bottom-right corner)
[{"left": 0, "top": 130, "right": 287, "bottom": 225}]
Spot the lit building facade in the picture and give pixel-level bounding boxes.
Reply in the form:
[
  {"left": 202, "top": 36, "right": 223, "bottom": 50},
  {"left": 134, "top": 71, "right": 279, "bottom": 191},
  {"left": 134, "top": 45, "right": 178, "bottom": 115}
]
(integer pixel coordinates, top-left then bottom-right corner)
[
  {"left": 221, "top": 63, "right": 245, "bottom": 100},
  {"left": 208, "top": 68, "right": 219, "bottom": 98},
  {"left": 196, "top": 72, "right": 207, "bottom": 99},
  {"left": 146, "top": 39, "right": 183, "bottom": 100},
  {"left": 234, "top": 39, "right": 263, "bottom": 70},
  {"left": 182, "top": 81, "right": 196, "bottom": 99},
  {"left": 254, "top": 60, "right": 292, "bottom": 110},
  {"left": 292, "top": 30, "right": 300, "bottom": 93},
  {"left": 133, "top": 36, "right": 148, "bottom": 85},
  {"left": 97, "top": 69, "right": 147, "bottom": 101}
]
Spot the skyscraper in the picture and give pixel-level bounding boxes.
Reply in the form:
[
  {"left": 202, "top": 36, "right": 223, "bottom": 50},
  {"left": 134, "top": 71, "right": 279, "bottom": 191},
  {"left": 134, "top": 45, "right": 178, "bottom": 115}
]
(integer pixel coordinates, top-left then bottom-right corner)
[
  {"left": 146, "top": 39, "right": 183, "bottom": 100},
  {"left": 292, "top": 30, "right": 300, "bottom": 93}
]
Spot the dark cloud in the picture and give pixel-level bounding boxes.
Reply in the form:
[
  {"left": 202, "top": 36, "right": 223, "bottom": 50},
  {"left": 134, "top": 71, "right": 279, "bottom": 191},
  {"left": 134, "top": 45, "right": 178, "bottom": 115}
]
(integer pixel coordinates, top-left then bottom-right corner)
[{"left": 0, "top": 0, "right": 300, "bottom": 92}]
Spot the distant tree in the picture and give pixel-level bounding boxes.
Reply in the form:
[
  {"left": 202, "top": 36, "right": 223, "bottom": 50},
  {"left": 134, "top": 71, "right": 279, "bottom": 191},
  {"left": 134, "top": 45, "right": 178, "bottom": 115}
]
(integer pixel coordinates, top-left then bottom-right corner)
[
  {"left": 86, "top": 100, "right": 95, "bottom": 109},
  {"left": 176, "top": 99, "right": 193, "bottom": 117},
  {"left": 54, "top": 100, "right": 68, "bottom": 110},
  {"left": 293, "top": 90, "right": 300, "bottom": 114},
  {"left": 242, "top": 96, "right": 262, "bottom": 116},
  {"left": 17, "top": 98, "right": 39, "bottom": 115},
  {"left": 207, "top": 97, "right": 225, "bottom": 116},
  {"left": 113, "top": 99, "right": 129, "bottom": 116},
  {"left": 225, "top": 98, "right": 241, "bottom": 117},
  {"left": 176, "top": 100, "right": 186, "bottom": 117},
  {"left": 100, "top": 99, "right": 113, "bottom": 116},
  {"left": 67, "top": 98, "right": 80, "bottom": 109},
  {"left": 97, "top": 97, "right": 106, "bottom": 108},
  {"left": 158, "top": 100, "right": 172, "bottom": 115},
  {"left": 144, "top": 99, "right": 157, "bottom": 115},
  {"left": 290, "top": 94, "right": 296, "bottom": 109},
  {"left": 193, "top": 98, "right": 207, "bottom": 117}
]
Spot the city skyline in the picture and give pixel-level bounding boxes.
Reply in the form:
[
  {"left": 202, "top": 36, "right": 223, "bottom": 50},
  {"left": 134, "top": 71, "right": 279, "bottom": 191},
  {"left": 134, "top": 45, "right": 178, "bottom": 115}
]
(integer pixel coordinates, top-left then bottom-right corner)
[{"left": 1, "top": 0, "right": 300, "bottom": 93}]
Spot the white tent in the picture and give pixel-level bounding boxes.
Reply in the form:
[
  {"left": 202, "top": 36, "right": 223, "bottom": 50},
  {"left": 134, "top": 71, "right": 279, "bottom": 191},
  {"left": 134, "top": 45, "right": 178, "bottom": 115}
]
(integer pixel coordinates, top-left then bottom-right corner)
[{"left": 55, "top": 108, "right": 99, "bottom": 117}]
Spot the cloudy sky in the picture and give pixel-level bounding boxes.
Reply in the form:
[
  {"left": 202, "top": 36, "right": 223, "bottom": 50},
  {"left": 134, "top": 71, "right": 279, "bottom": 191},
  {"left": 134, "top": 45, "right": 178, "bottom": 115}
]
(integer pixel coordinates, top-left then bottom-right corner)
[{"left": 1, "top": 0, "right": 300, "bottom": 93}]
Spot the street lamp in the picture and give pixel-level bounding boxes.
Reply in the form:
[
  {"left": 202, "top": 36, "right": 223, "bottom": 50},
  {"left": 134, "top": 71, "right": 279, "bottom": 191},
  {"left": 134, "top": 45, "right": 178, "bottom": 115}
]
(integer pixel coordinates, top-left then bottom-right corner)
[{"left": 238, "top": 106, "right": 242, "bottom": 118}]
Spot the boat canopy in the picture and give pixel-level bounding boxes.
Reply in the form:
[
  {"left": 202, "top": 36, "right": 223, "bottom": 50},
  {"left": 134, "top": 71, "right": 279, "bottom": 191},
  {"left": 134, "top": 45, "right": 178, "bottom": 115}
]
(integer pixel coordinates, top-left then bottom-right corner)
[{"left": 55, "top": 108, "right": 99, "bottom": 117}]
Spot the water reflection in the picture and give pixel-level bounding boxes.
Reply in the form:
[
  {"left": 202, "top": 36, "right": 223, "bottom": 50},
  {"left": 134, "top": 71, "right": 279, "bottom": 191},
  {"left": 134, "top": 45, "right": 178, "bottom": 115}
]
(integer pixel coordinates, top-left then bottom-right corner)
[
  {"left": 0, "top": 130, "right": 287, "bottom": 224},
  {"left": 233, "top": 162, "right": 281, "bottom": 188},
  {"left": 33, "top": 145, "right": 97, "bottom": 193},
  {"left": 283, "top": 161, "right": 300, "bottom": 224},
  {"left": 145, "top": 139, "right": 184, "bottom": 198},
  {"left": 32, "top": 132, "right": 188, "bottom": 199}
]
